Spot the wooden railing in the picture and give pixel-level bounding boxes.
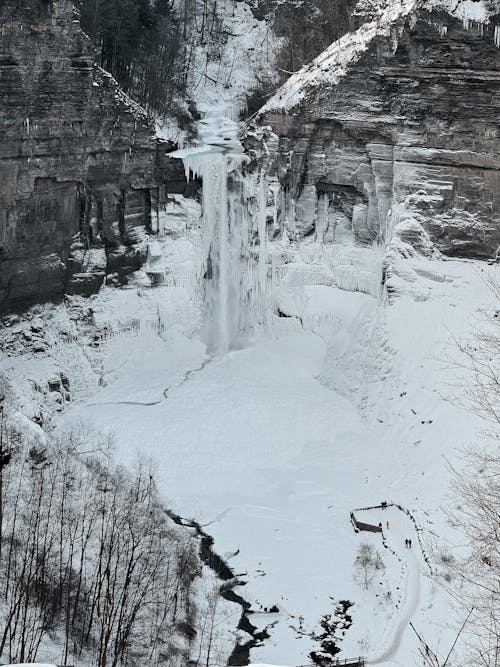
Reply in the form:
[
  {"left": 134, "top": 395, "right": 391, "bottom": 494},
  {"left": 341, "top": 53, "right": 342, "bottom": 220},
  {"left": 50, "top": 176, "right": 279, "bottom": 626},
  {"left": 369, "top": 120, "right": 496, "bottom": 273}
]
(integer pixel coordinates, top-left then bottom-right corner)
[{"left": 297, "top": 658, "right": 365, "bottom": 667}]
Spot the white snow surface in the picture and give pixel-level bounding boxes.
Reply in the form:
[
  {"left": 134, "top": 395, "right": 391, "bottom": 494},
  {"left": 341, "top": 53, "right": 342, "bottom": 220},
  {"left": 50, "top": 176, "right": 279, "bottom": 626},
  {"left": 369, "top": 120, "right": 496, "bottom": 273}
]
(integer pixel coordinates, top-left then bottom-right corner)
[
  {"left": 23, "top": 236, "right": 491, "bottom": 666},
  {"left": 2, "top": 2, "right": 497, "bottom": 666},
  {"left": 3, "top": 43, "right": 498, "bottom": 661},
  {"left": 2, "top": 142, "right": 497, "bottom": 663},
  {"left": 3, "top": 5, "right": 498, "bottom": 662}
]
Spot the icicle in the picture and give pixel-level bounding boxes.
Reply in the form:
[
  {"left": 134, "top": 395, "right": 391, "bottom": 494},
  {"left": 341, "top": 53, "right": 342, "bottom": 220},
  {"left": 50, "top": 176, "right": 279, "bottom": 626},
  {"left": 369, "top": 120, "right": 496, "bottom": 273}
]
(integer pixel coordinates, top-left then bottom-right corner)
[
  {"left": 269, "top": 180, "right": 280, "bottom": 231},
  {"left": 257, "top": 173, "right": 268, "bottom": 299},
  {"left": 279, "top": 187, "right": 288, "bottom": 245},
  {"left": 290, "top": 197, "right": 297, "bottom": 241},
  {"left": 271, "top": 247, "right": 277, "bottom": 293},
  {"left": 323, "top": 192, "right": 330, "bottom": 240},
  {"left": 218, "top": 156, "right": 229, "bottom": 352},
  {"left": 495, "top": 25, "right": 500, "bottom": 48},
  {"left": 184, "top": 159, "right": 191, "bottom": 183},
  {"left": 315, "top": 193, "right": 328, "bottom": 245}
]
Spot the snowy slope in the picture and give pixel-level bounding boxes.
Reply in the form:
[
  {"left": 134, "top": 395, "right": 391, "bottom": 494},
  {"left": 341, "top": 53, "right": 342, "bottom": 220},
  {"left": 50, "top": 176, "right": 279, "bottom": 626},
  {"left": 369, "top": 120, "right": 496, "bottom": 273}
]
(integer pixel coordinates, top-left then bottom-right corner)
[
  {"left": 1, "top": 217, "right": 496, "bottom": 665},
  {"left": 261, "top": 0, "right": 498, "bottom": 113},
  {"left": 1, "top": 0, "right": 497, "bottom": 663},
  {"left": 9, "top": 233, "right": 489, "bottom": 666}
]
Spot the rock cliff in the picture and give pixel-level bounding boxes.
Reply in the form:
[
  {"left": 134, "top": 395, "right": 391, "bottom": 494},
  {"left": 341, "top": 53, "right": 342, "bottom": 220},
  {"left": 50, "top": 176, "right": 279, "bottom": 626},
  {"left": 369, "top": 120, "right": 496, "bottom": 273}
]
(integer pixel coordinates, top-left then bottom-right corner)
[
  {"left": 251, "top": 0, "right": 500, "bottom": 258},
  {"left": 0, "top": 0, "right": 189, "bottom": 311}
]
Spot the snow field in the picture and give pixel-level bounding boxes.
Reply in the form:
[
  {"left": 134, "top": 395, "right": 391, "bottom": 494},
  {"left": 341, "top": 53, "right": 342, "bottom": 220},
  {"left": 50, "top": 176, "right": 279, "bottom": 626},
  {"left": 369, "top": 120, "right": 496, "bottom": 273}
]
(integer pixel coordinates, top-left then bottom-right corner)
[
  {"left": 2, "top": 1, "right": 498, "bottom": 665},
  {"left": 2, "top": 119, "right": 496, "bottom": 662},
  {"left": 50, "top": 237, "right": 497, "bottom": 665}
]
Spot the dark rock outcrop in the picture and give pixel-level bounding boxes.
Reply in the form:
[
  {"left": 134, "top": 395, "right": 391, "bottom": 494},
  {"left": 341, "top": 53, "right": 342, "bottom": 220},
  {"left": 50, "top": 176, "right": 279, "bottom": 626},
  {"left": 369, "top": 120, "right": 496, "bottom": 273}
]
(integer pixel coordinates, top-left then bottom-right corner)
[
  {"left": 0, "top": 0, "right": 191, "bottom": 311},
  {"left": 252, "top": 1, "right": 500, "bottom": 258}
]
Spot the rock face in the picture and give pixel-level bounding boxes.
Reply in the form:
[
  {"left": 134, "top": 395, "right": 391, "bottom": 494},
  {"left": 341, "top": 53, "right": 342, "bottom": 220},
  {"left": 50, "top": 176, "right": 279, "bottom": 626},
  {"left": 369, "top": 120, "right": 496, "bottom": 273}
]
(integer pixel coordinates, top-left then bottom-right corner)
[
  {"left": 253, "top": 1, "right": 500, "bottom": 258},
  {"left": 0, "top": 0, "right": 191, "bottom": 311}
]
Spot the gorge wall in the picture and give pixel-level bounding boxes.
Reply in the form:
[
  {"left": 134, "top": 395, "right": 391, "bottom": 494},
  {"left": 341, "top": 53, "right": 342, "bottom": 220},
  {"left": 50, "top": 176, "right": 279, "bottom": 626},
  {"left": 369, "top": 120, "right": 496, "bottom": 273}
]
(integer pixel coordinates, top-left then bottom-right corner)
[
  {"left": 0, "top": 0, "right": 190, "bottom": 312},
  {"left": 2, "top": 0, "right": 499, "bottom": 314},
  {"left": 252, "top": 1, "right": 500, "bottom": 259}
]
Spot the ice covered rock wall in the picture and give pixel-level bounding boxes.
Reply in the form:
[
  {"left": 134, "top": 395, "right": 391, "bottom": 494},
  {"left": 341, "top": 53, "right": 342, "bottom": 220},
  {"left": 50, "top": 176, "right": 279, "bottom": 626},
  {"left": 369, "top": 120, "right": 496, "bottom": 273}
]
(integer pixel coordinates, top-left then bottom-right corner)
[
  {"left": 251, "top": 1, "right": 500, "bottom": 258},
  {"left": 0, "top": 0, "right": 191, "bottom": 311}
]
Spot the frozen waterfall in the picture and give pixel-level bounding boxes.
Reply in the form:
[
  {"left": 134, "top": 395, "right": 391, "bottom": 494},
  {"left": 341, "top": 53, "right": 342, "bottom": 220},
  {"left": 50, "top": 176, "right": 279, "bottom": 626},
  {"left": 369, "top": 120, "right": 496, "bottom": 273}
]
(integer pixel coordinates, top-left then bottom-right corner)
[
  {"left": 168, "top": 106, "right": 384, "bottom": 354},
  {"left": 174, "top": 143, "right": 273, "bottom": 354}
]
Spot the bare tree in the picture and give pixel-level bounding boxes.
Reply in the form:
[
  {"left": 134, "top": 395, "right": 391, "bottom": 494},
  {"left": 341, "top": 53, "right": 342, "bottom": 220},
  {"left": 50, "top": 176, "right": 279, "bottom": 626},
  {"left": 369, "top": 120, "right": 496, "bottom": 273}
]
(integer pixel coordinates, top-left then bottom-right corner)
[
  {"left": 451, "top": 274, "right": 500, "bottom": 428},
  {"left": 443, "top": 450, "right": 500, "bottom": 667},
  {"left": 353, "top": 542, "right": 385, "bottom": 590},
  {"left": 411, "top": 610, "right": 474, "bottom": 667},
  {"left": 436, "top": 274, "right": 500, "bottom": 666},
  {"left": 0, "top": 417, "right": 203, "bottom": 666}
]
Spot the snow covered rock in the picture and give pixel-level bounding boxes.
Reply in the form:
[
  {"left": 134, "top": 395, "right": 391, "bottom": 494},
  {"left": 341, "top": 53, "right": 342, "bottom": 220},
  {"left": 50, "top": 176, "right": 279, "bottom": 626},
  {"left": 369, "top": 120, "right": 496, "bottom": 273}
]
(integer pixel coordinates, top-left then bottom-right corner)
[{"left": 251, "top": 0, "right": 500, "bottom": 258}]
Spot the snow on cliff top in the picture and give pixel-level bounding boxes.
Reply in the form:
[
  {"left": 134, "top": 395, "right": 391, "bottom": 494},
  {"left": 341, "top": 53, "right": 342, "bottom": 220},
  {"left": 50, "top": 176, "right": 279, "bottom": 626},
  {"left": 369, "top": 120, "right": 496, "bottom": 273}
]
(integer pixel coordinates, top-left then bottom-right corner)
[{"left": 261, "top": 0, "right": 495, "bottom": 114}]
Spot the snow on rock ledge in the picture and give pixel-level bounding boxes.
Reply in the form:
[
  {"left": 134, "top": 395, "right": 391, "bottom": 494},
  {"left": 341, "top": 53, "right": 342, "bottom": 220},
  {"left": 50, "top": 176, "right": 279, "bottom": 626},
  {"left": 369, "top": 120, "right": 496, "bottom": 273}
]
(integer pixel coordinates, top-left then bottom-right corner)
[
  {"left": 261, "top": 0, "right": 421, "bottom": 114},
  {"left": 251, "top": 0, "right": 500, "bottom": 259},
  {"left": 262, "top": 1, "right": 498, "bottom": 114}
]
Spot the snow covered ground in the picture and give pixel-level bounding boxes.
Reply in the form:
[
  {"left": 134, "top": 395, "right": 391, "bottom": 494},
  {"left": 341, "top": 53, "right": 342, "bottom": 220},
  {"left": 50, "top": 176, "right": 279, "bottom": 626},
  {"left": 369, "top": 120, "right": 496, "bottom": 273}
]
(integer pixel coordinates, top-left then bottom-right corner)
[
  {"left": 24, "top": 232, "right": 490, "bottom": 666},
  {"left": 1, "top": 96, "right": 496, "bottom": 661},
  {"left": 2, "top": 1, "right": 498, "bottom": 661}
]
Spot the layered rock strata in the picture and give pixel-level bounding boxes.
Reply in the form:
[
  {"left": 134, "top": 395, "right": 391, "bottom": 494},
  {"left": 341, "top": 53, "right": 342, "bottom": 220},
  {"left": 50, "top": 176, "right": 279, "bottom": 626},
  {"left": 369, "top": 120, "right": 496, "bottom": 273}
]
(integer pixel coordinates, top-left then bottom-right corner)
[
  {"left": 0, "top": 0, "right": 191, "bottom": 311},
  {"left": 251, "top": 1, "right": 500, "bottom": 258}
]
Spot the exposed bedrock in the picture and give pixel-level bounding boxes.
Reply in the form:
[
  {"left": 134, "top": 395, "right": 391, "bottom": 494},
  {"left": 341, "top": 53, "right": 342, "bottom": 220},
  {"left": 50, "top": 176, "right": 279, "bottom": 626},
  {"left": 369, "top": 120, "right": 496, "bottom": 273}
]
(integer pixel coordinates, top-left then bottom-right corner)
[
  {"left": 251, "top": 9, "right": 500, "bottom": 258},
  {"left": 0, "top": 0, "right": 195, "bottom": 312}
]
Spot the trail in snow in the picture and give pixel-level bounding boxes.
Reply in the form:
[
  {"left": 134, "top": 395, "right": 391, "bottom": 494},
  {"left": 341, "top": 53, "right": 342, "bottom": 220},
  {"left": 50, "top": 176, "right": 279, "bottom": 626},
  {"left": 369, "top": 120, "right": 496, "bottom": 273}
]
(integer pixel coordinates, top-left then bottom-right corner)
[
  {"left": 247, "top": 504, "right": 424, "bottom": 667},
  {"left": 356, "top": 507, "right": 423, "bottom": 665},
  {"left": 368, "top": 548, "right": 420, "bottom": 664}
]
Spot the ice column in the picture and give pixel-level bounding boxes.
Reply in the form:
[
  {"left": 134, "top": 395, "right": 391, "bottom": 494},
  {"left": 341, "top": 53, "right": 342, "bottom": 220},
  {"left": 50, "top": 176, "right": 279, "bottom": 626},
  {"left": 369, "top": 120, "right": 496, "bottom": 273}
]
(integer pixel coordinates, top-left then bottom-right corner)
[
  {"left": 183, "top": 150, "right": 233, "bottom": 352},
  {"left": 218, "top": 156, "right": 230, "bottom": 351},
  {"left": 181, "top": 148, "right": 277, "bottom": 352},
  {"left": 257, "top": 174, "right": 268, "bottom": 298}
]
